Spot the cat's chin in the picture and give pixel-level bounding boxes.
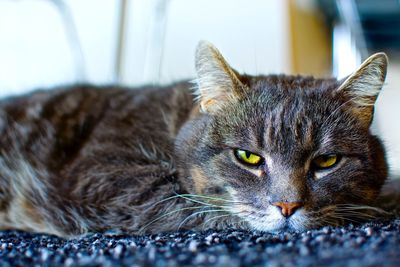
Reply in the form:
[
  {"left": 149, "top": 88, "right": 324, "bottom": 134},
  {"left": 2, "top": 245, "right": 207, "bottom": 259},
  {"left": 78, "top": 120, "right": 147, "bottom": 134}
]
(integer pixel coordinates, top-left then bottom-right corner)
[
  {"left": 243, "top": 209, "right": 310, "bottom": 233},
  {"left": 248, "top": 219, "right": 309, "bottom": 233}
]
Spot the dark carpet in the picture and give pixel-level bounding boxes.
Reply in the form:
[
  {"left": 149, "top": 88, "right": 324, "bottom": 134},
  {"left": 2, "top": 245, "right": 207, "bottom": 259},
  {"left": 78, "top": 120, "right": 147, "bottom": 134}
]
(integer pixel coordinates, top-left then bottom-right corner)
[
  {"left": 0, "top": 219, "right": 399, "bottom": 267},
  {"left": 1, "top": 180, "right": 400, "bottom": 267}
]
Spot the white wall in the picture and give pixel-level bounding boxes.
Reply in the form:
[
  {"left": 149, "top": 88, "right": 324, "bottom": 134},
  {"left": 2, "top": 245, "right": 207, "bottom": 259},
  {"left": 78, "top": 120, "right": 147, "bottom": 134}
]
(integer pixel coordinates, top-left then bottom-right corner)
[
  {"left": 121, "top": 0, "right": 290, "bottom": 85},
  {"left": 373, "top": 60, "right": 400, "bottom": 177},
  {"left": 0, "top": 0, "right": 75, "bottom": 95},
  {"left": 0, "top": 0, "right": 290, "bottom": 94},
  {"left": 0, "top": 0, "right": 118, "bottom": 97}
]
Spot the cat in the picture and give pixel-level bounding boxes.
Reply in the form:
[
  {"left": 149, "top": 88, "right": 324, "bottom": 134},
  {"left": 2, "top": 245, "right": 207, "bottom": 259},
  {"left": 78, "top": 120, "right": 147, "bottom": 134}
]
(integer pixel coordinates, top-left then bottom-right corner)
[{"left": 0, "top": 41, "right": 389, "bottom": 237}]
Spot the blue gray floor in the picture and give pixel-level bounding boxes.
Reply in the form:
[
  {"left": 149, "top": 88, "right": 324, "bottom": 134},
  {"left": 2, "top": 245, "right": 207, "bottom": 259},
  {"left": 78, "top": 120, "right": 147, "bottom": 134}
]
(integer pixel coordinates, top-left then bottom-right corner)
[{"left": 0, "top": 219, "right": 399, "bottom": 267}]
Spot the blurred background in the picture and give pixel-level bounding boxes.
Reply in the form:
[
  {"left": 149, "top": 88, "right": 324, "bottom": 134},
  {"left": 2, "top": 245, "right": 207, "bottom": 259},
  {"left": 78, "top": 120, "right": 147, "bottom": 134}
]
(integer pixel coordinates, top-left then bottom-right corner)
[{"left": 0, "top": 0, "right": 399, "bottom": 177}]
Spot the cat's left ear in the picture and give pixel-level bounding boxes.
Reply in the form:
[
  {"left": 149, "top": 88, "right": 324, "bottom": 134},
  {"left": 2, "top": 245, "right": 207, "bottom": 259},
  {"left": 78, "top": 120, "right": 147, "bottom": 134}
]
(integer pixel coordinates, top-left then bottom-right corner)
[
  {"left": 194, "top": 41, "right": 247, "bottom": 114},
  {"left": 337, "top": 52, "right": 388, "bottom": 127}
]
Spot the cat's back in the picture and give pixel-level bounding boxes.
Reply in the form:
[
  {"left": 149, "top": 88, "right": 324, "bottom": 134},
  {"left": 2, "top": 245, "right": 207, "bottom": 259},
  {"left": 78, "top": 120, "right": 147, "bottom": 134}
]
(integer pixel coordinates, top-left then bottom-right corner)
[
  {"left": 0, "top": 83, "right": 193, "bottom": 126},
  {"left": 1, "top": 82, "right": 196, "bottom": 171}
]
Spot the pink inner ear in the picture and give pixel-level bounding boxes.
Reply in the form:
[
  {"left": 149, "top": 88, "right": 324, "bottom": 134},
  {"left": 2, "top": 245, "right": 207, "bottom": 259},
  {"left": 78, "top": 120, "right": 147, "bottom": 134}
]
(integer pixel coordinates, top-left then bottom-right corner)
[
  {"left": 333, "top": 54, "right": 388, "bottom": 129},
  {"left": 336, "top": 53, "right": 387, "bottom": 109},
  {"left": 195, "top": 42, "right": 247, "bottom": 114}
]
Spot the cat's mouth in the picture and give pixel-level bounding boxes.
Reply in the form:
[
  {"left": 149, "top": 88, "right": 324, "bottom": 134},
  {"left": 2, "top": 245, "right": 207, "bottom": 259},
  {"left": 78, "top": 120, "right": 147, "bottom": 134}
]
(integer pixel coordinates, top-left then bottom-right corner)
[
  {"left": 244, "top": 215, "right": 308, "bottom": 233},
  {"left": 230, "top": 204, "right": 310, "bottom": 232}
]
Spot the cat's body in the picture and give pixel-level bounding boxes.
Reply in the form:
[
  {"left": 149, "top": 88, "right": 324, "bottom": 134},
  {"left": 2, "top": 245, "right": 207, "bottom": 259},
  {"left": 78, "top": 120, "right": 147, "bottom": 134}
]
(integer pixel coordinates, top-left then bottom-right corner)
[
  {"left": 0, "top": 83, "right": 206, "bottom": 236},
  {"left": 0, "top": 42, "right": 390, "bottom": 237}
]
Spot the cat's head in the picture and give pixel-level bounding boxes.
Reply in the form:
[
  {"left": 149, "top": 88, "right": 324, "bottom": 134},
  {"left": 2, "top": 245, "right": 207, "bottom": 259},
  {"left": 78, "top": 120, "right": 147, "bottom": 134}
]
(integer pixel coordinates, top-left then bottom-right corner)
[{"left": 175, "top": 41, "right": 388, "bottom": 232}]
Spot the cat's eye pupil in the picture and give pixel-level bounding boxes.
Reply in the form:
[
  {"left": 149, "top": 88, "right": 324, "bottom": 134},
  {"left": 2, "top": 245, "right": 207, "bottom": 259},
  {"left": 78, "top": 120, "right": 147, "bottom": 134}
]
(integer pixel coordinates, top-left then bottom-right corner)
[
  {"left": 234, "top": 149, "right": 263, "bottom": 167},
  {"left": 313, "top": 154, "right": 340, "bottom": 170}
]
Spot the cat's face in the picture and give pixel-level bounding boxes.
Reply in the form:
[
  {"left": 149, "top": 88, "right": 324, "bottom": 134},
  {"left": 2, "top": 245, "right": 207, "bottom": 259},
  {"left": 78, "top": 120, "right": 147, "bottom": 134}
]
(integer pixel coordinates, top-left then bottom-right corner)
[{"left": 176, "top": 42, "right": 388, "bottom": 232}]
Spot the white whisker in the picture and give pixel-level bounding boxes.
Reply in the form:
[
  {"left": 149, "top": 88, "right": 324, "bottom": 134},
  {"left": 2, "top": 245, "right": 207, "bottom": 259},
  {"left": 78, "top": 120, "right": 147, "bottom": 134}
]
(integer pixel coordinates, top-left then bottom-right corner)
[
  {"left": 202, "top": 214, "right": 233, "bottom": 230},
  {"left": 174, "top": 193, "right": 244, "bottom": 203},
  {"left": 178, "top": 209, "right": 226, "bottom": 230},
  {"left": 139, "top": 206, "right": 207, "bottom": 234}
]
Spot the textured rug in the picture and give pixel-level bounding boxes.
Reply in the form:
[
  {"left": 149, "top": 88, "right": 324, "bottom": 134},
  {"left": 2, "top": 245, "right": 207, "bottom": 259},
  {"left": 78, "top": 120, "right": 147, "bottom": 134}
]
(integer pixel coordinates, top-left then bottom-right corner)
[
  {"left": 1, "top": 180, "right": 399, "bottom": 267},
  {"left": 0, "top": 220, "right": 399, "bottom": 267}
]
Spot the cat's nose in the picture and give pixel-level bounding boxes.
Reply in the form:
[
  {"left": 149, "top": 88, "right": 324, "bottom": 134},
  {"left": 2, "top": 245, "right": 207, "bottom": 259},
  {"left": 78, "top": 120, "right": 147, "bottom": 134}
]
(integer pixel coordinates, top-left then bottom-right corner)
[{"left": 272, "top": 202, "right": 303, "bottom": 217}]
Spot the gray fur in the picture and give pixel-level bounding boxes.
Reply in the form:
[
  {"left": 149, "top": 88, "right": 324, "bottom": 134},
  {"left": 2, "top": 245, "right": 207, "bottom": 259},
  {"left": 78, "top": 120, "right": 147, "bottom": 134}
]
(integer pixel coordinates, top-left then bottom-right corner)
[{"left": 0, "top": 42, "right": 389, "bottom": 237}]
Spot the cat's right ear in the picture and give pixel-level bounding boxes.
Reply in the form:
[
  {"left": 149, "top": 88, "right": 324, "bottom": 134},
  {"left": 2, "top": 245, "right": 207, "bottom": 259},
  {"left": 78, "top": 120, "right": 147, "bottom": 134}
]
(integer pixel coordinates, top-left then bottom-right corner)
[
  {"left": 336, "top": 52, "right": 388, "bottom": 127},
  {"left": 194, "top": 41, "right": 246, "bottom": 113}
]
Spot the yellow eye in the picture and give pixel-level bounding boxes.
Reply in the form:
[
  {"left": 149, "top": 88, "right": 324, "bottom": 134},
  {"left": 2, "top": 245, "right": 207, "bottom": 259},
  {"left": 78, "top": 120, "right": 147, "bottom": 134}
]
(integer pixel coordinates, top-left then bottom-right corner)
[
  {"left": 234, "top": 149, "right": 263, "bottom": 166},
  {"left": 313, "top": 154, "right": 339, "bottom": 169}
]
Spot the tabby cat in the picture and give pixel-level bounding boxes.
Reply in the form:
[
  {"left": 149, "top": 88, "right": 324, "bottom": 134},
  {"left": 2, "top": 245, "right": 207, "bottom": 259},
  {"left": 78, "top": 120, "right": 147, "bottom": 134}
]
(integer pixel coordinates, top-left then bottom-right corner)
[{"left": 0, "top": 41, "right": 389, "bottom": 237}]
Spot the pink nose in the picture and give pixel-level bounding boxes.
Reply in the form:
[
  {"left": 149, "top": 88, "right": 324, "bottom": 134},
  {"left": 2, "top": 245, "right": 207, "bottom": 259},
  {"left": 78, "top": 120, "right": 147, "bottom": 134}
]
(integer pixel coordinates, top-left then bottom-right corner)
[{"left": 272, "top": 202, "right": 303, "bottom": 217}]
